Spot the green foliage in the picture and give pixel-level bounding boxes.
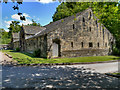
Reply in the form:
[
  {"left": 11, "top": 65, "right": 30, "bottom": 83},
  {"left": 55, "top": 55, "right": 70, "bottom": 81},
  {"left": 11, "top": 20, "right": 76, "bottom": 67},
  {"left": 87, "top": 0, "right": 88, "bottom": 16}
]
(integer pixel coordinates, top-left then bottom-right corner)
[
  {"left": 28, "top": 19, "right": 41, "bottom": 26},
  {"left": 15, "top": 47, "right": 20, "bottom": 52},
  {"left": 8, "top": 21, "right": 21, "bottom": 38},
  {"left": 0, "top": 28, "right": 11, "bottom": 44},
  {"left": 112, "top": 45, "right": 120, "bottom": 56},
  {"left": 33, "top": 49, "right": 41, "bottom": 57},
  {"left": 61, "top": 19, "right": 64, "bottom": 22}
]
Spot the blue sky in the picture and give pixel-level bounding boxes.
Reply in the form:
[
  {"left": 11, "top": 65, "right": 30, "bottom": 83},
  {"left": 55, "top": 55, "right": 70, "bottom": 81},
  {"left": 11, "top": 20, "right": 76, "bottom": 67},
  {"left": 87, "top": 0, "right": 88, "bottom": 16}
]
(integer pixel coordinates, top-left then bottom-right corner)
[{"left": 2, "top": 0, "right": 60, "bottom": 31}]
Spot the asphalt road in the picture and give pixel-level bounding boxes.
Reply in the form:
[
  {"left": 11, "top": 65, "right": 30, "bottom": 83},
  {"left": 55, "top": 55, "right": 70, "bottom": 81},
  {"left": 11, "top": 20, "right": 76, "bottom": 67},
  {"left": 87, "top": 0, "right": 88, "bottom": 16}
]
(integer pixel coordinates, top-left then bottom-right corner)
[{"left": 2, "top": 65, "right": 120, "bottom": 89}]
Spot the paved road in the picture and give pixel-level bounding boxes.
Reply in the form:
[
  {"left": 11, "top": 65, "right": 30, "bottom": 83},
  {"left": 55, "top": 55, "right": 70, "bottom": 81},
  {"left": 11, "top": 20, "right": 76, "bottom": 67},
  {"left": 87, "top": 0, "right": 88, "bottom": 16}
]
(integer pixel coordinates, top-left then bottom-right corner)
[
  {"left": 66, "top": 62, "right": 119, "bottom": 73},
  {"left": 2, "top": 65, "right": 120, "bottom": 89}
]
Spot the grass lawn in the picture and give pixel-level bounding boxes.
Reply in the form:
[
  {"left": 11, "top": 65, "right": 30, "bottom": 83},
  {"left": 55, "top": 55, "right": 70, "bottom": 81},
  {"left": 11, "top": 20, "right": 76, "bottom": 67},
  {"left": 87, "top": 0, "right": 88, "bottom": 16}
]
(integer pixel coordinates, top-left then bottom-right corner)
[
  {"left": 1, "top": 50, "right": 120, "bottom": 64},
  {"left": 112, "top": 73, "right": 120, "bottom": 75}
]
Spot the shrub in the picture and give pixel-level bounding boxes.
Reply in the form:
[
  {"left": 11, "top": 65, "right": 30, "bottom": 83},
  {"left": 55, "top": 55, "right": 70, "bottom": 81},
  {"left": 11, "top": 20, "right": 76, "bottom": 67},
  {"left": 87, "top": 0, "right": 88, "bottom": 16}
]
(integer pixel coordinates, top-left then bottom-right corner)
[
  {"left": 33, "top": 49, "right": 41, "bottom": 57},
  {"left": 15, "top": 47, "right": 20, "bottom": 52},
  {"left": 112, "top": 45, "right": 120, "bottom": 56}
]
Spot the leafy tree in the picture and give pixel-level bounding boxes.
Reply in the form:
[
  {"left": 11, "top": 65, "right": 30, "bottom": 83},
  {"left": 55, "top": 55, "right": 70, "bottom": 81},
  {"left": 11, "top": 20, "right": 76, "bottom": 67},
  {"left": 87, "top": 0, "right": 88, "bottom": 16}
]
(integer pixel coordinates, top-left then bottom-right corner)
[
  {"left": 27, "top": 19, "right": 41, "bottom": 26},
  {"left": 8, "top": 21, "right": 21, "bottom": 38},
  {"left": 0, "top": 28, "right": 10, "bottom": 44}
]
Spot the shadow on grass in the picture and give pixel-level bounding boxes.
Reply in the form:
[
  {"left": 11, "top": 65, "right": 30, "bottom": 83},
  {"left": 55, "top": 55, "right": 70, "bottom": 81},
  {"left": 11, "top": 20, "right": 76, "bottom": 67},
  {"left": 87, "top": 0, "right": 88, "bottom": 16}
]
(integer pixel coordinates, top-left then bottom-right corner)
[{"left": 10, "top": 50, "right": 47, "bottom": 59}]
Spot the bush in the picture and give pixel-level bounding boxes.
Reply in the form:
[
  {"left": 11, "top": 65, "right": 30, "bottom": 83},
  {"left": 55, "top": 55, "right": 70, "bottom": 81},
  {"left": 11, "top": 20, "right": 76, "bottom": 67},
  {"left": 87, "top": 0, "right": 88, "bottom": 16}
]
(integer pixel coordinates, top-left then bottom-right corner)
[
  {"left": 15, "top": 47, "right": 20, "bottom": 52},
  {"left": 33, "top": 49, "right": 41, "bottom": 57},
  {"left": 112, "top": 45, "right": 120, "bottom": 56}
]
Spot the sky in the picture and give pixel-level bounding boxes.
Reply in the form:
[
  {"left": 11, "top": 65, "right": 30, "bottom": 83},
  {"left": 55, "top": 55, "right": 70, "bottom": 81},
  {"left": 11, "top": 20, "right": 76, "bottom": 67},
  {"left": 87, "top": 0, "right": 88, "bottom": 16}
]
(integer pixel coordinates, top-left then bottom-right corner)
[{"left": 1, "top": 0, "right": 60, "bottom": 32}]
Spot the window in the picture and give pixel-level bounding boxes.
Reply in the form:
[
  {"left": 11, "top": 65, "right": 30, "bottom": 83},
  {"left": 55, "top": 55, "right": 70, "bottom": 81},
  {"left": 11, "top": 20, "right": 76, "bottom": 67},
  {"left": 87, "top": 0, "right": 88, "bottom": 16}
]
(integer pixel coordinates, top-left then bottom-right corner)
[
  {"left": 83, "top": 17, "right": 85, "bottom": 22},
  {"left": 89, "top": 27, "right": 91, "bottom": 32},
  {"left": 98, "top": 43, "right": 99, "bottom": 47},
  {"left": 103, "top": 28, "right": 104, "bottom": 40},
  {"left": 89, "top": 42, "right": 93, "bottom": 47},
  {"left": 89, "top": 12, "right": 92, "bottom": 20},
  {"left": 81, "top": 42, "right": 83, "bottom": 48},
  {"left": 71, "top": 42, "right": 73, "bottom": 48},
  {"left": 96, "top": 20, "right": 97, "bottom": 25},
  {"left": 73, "top": 24, "right": 75, "bottom": 29}
]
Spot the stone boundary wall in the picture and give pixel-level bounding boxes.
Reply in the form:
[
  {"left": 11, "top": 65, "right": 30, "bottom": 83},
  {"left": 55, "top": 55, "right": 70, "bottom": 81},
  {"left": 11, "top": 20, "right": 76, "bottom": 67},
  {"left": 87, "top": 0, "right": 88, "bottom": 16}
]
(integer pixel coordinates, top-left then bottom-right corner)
[{"left": 62, "top": 49, "right": 109, "bottom": 57}]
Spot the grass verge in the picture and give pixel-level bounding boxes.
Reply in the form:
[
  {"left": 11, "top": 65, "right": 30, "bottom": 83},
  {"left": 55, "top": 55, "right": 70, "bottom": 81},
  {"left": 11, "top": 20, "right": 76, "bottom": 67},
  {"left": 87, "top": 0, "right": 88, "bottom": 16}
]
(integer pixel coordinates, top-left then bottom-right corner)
[{"left": 1, "top": 50, "right": 120, "bottom": 64}]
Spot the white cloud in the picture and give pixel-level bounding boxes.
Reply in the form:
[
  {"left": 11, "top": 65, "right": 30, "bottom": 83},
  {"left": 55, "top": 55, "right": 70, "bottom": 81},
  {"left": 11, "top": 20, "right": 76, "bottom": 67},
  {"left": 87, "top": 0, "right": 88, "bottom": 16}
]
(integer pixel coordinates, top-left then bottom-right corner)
[
  {"left": 3, "top": 13, "right": 32, "bottom": 31},
  {"left": 11, "top": 13, "right": 31, "bottom": 20},
  {"left": 23, "top": 13, "right": 31, "bottom": 18},
  {"left": 4, "top": 18, "right": 32, "bottom": 29},
  {"left": 11, "top": 14, "right": 20, "bottom": 20},
  {"left": 4, "top": 20, "right": 12, "bottom": 28},
  {"left": 36, "top": 0, "right": 54, "bottom": 4},
  {"left": 20, "top": 19, "right": 32, "bottom": 25}
]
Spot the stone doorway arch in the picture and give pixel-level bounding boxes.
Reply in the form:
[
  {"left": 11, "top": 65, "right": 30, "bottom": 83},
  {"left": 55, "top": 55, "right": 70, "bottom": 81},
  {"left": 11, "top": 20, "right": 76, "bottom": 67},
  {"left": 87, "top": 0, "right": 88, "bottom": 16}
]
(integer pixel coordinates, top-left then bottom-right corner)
[{"left": 52, "top": 39, "right": 61, "bottom": 58}]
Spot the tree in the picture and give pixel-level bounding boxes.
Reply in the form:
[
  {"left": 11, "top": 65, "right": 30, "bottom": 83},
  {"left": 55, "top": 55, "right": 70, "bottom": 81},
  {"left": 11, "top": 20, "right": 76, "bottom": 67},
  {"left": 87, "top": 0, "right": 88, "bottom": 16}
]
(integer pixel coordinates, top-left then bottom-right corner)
[
  {"left": 28, "top": 19, "right": 41, "bottom": 26},
  {"left": 8, "top": 21, "right": 21, "bottom": 38},
  {"left": 0, "top": 28, "right": 10, "bottom": 44}
]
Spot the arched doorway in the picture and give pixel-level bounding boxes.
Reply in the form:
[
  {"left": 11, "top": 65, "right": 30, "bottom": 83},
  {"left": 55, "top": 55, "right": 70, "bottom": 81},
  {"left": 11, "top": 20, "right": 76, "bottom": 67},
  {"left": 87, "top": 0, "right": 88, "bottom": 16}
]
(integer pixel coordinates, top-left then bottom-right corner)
[{"left": 52, "top": 39, "right": 61, "bottom": 58}]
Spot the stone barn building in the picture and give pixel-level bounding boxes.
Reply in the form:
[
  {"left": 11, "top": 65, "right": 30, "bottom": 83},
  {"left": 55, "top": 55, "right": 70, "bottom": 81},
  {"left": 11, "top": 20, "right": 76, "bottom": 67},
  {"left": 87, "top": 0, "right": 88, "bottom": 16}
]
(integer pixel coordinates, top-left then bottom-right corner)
[
  {"left": 11, "top": 33, "right": 20, "bottom": 49},
  {"left": 12, "top": 8, "right": 115, "bottom": 58}
]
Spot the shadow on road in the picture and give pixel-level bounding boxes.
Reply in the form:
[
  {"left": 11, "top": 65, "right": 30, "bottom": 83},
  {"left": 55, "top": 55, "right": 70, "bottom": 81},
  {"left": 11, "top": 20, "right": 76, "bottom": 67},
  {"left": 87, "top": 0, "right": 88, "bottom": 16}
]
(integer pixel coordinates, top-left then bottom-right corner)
[{"left": 2, "top": 65, "right": 120, "bottom": 89}]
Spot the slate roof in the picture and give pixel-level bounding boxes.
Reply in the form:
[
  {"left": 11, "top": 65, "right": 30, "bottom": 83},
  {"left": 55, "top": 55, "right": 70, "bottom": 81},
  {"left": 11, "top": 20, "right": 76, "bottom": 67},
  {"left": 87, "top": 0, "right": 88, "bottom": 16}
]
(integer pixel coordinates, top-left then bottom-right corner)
[
  {"left": 34, "top": 8, "right": 93, "bottom": 38},
  {"left": 23, "top": 26, "right": 46, "bottom": 35},
  {"left": 12, "top": 33, "right": 19, "bottom": 39}
]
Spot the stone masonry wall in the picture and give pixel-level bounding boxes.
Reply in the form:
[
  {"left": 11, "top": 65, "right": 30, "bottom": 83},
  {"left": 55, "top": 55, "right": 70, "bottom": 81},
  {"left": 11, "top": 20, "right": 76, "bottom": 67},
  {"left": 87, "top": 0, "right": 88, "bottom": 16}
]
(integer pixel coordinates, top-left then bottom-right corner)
[
  {"left": 25, "top": 35, "right": 47, "bottom": 58},
  {"left": 13, "top": 41, "right": 19, "bottom": 50}
]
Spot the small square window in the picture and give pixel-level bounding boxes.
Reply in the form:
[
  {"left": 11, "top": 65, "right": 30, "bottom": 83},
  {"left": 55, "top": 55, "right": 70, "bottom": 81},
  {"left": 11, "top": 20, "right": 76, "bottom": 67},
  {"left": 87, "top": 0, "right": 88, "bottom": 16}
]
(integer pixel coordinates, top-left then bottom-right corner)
[{"left": 89, "top": 42, "right": 93, "bottom": 47}]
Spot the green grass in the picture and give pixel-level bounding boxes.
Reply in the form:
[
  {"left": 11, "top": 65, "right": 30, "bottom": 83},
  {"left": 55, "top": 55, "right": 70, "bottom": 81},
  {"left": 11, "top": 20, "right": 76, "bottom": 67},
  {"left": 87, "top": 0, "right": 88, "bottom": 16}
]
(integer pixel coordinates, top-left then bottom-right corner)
[
  {"left": 1, "top": 50, "right": 120, "bottom": 64},
  {"left": 112, "top": 73, "right": 120, "bottom": 75}
]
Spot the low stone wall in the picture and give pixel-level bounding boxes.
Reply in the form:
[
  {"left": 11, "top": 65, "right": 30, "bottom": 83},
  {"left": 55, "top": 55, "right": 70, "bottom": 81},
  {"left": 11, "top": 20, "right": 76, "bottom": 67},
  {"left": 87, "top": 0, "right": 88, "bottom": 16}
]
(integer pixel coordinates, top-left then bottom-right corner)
[{"left": 62, "top": 49, "right": 109, "bottom": 57}]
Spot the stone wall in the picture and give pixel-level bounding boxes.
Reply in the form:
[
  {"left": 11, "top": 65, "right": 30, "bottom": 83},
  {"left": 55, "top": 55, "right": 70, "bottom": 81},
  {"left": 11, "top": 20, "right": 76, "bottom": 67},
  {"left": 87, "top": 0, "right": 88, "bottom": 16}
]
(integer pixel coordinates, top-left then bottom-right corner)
[
  {"left": 62, "top": 49, "right": 109, "bottom": 57},
  {"left": 13, "top": 41, "right": 19, "bottom": 50},
  {"left": 25, "top": 35, "right": 47, "bottom": 58}
]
